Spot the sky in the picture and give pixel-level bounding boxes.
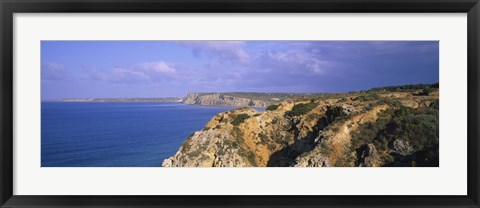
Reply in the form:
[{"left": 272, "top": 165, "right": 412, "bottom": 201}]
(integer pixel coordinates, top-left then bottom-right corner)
[{"left": 41, "top": 41, "right": 439, "bottom": 100}]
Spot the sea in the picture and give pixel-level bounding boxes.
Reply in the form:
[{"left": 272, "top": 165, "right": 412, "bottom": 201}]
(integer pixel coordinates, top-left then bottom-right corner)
[{"left": 41, "top": 102, "right": 244, "bottom": 167}]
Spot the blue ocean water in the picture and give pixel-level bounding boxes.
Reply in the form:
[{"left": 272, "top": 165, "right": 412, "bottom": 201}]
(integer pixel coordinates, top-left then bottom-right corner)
[{"left": 41, "top": 102, "right": 237, "bottom": 167}]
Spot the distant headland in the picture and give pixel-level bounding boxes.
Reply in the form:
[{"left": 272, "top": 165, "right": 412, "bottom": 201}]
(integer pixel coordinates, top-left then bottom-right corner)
[{"left": 61, "top": 92, "right": 325, "bottom": 108}]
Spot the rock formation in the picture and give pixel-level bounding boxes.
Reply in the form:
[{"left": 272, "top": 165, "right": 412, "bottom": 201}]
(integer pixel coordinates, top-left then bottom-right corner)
[
  {"left": 163, "top": 86, "right": 440, "bottom": 167},
  {"left": 183, "top": 93, "right": 269, "bottom": 108}
]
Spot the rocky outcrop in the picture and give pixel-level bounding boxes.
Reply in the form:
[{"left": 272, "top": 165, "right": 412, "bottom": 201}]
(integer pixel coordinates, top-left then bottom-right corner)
[
  {"left": 392, "top": 139, "right": 414, "bottom": 156},
  {"left": 293, "top": 104, "right": 389, "bottom": 167},
  {"left": 162, "top": 127, "right": 252, "bottom": 167},
  {"left": 358, "top": 144, "right": 382, "bottom": 167},
  {"left": 163, "top": 88, "right": 439, "bottom": 167},
  {"left": 183, "top": 93, "right": 269, "bottom": 107},
  {"left": 163, "top": 104, "right": 295, "bottom": 167}
]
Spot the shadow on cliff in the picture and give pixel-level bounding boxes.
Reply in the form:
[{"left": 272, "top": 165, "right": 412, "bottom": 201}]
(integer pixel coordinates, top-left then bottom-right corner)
[
  {"left": 266, "top": 106, "right": 347, "bottom": 167},
  {"left": 266, "top": 131, "right": 318, "bottom": 167},
  {"left": 382, "top": 147, "right": 439, "bottom": 167}
]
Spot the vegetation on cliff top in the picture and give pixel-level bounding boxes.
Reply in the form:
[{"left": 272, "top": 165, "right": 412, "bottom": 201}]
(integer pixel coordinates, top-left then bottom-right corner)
[
  {"left": 368, "top": 82, "right": 438, "bottom": 92},
  {"left": 285, "top": 102, "right": 319, "bottom": 117},
  {"left": 231, "top": 113, "right": 251, "bottom": 126},
  {"left": 351, "top": 100, "right": 439, "bottom": 167},
  {"left": 266, "top": 104, "right": 280, "bottom": 111},
  {"left": 163, "top": 83, "right": 440, "bottom": 168}
]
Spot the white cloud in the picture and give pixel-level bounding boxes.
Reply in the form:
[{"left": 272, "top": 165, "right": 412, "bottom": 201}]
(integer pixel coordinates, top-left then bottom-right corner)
[
  {"left": 85, "top": 61, "right": 177, "bottom": 84},
  {"left": 42, "top": 62, "right": 70, "bottom": 80},
  {"left": 137, "top": 61, "right": 176, "bottom": 74},
  {"left": 111, "top": 67, "right": 149, "bottom": 82},
  {"left": 179, "top": 41, "right": 250, "bottom": 63},
  {"left": 260, "top": 50, "right": 331, "bottom": 74}
]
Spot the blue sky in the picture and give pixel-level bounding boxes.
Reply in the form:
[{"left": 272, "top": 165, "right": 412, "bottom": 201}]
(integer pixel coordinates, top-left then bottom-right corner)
[{"left": 41, "top": 41, "right": 439, "bottom": 100}]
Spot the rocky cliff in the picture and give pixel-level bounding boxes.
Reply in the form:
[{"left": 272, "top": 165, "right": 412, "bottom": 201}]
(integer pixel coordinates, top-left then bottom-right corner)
[
  {"left": 183, "top": 93, "right": 269, "bottom": 108},
  {"left": 163, "top": 86, "right": 439, "bottom": 167}
]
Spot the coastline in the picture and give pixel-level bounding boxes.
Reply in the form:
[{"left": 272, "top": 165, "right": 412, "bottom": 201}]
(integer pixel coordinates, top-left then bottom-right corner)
[{"left": 46, "top": 100, "right": 268, "bottom": 109}]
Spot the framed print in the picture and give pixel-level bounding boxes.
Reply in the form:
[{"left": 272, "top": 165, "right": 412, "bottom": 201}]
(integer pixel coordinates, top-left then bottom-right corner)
[{"left": 1, "top": 0, "right": 479, "bottom": 207}]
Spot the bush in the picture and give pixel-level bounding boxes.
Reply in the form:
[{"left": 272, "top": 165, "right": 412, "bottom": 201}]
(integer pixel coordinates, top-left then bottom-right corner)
[
  {"left": 338, "top": 97, "right": 349, "bottom": 102},
  {"left": 368, "top": 83, "right": 439, "bottom": 92},
  {"left": 271, "top": 118, "right": 278, "bottom": 124},
  {"left": 221, "top": 117, "right": 229, "bottom": 123},
  {"left": 285, "top": 102, "right": 318, "bottom": 117},
  {"left": 354, "top": 93, "right": 381, "bottom": 102},
  {"left": 181, "top": 139, "right": 193, "bottom": 153},
  {"left": 394, "top": 106, "right": 415, "bottom": 117},
  {"left": 389, "top": 107, "right": 439, "bottom": 150},
  {"left": 246, "top": 150, "right": 256, "bottom": 165},
  {"left": 258, "top": 132, "right": 269, "bottom": 144},
  {"left": 417, "top": 87, "right": 433, "bottom": 96},
  {"left": 187, "top": 149, "right": 202, "bottom": 157},
  {"left": 232, "top": 141, "right": 239, "bottom": 148},
  {"left": 350, "top": 105, "right": 439, "bottom": 167},
  {"left": 266, "top": 104, "right": 280, "bottom": 111},
  {"left": 365, "top": 105, "right": 373, "bottom": 111},
  {"left": 430, "top": 99, "right": 439, "bottom": 109},
  {"left": 231, "top": 113, "right": 250, "bottom": 126},
  {"left": 377, "top": 98, "right": 402, "bottom": 107},
  {"left": 232, "top": 126, "right": 244, "bottom": 142},
  {"left": 238, "top": 148, "right": 257, "bottom": 166}
]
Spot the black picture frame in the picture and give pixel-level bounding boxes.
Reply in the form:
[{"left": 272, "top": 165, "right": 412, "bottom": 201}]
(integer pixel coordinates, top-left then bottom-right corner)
[{"left": 1, "top": 0, "right": 479, "bottom": 207}]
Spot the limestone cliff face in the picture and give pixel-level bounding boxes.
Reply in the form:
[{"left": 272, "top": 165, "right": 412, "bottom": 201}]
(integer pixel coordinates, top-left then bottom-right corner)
[
  {"left": 183, "top": 93, "right": 269, "bottom": 108},
  {"left": 163, "top": 89, "right": 439, "bottom": 167},
  {"left": 162, "top": 105, "right": 291, "bottom": 167},
  {"left": 293, "top": 104, "right": 388, "bottom": 167}
]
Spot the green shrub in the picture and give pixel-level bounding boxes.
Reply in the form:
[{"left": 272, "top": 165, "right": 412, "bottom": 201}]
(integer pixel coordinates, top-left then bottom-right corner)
[
  {"left": 430, "top": 99, "right": 439, "bottom": 109},
  {"left": 368, "top": 83, "right": 439, "bottom": 92},
  {"left": 319, "top": 142, "right": 331, "bottom": 154},
  {"left": 354, "top": 93, "right": 381, "bottom": 102},
  {"left": 271, "top": 118, "right": 278, "bottom": 124},
  {"left": 285, "top": 102, "right": 318, "bottom": 117},
  {"left": 238, "top": 148, "right": 257, "bottom": 166},
  {"left": 187, "top": 149, "right": 201, "bottom": 158},
  {"left": 266, "top": 104, "right": 280, "bottom": 111},
  {"left": 232, "top": 141, "right": 239, "bottom": 148},
  {"left": 377, "top": 98, "right": 402, "bottom": 107},
  {"left": 350, "top": 104, "right": 439, "bottom": 167},
  {"left": 394, "top": 106, "right": 414, "bottom": 117},
  {"left": 181, "top": 140, "right": 192, "bottom": 153},
  {"left": 258, "top": 132, "right": 269, "bottom": 144},
  {"left": 232, "top": 126, "right": 244, "bottom": 142},
  {"left": 338, "top": 97, "right": 349, "bottom": 102},
  {"left": 221, "top": 117, "right": 229, "bottom": 123},
  {"left": 246, "top": 151, "right": 256, "bottom": 165},
  {"left": 231, "top": 113, "right": 251, "bottom": 126},
  {"left": 417, "top": 87, "right": 433, "bottom": 96}
]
